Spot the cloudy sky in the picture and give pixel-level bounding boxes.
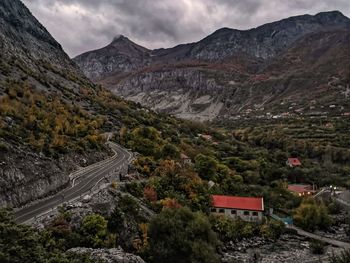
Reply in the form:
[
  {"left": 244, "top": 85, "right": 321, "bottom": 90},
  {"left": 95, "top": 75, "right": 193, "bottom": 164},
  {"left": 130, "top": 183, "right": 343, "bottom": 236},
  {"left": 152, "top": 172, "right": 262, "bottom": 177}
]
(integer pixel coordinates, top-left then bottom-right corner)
[{"left": 22, "top": 0, "right": 350, "bottom": 57}]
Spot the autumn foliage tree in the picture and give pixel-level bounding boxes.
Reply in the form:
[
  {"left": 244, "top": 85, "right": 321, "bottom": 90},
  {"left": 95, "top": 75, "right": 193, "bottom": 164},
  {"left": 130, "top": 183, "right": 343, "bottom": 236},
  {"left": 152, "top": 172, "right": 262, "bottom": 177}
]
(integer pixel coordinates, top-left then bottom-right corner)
[{"left": 144, "top": 186, "right": 157, "bottom": 202}]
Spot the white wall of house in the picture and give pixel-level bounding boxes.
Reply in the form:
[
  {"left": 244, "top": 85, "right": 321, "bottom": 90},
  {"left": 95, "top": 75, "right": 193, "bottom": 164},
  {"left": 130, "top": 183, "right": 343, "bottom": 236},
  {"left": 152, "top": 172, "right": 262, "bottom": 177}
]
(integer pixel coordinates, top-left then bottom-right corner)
[{"left": 211, "top": 207, "right": 263, "bottom": 222}]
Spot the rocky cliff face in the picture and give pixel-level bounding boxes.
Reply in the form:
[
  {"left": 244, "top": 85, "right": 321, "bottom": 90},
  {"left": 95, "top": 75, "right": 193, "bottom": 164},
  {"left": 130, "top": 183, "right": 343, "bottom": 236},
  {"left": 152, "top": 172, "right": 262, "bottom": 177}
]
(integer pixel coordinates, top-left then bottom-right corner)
[
  {"left": 0, "top": 144, "right": 109, "bottom": 208},
  {"left": 75, "top": 11, "right": 350, "bottom": 121},
  {"left": 0, "top": 0, "right": 77, "bottom": 72},
  {"left": 0, "top": 0, "right": 116, "bottom": 207}
]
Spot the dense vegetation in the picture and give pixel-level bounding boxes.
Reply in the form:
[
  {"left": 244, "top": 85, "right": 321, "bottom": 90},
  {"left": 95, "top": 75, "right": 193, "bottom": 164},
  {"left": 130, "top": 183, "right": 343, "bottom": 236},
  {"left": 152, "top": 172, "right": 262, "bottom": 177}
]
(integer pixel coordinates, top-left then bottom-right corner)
[
  {"left": 0, "top": 80, "right": 106, "bottom": 155},
  {"left": 1, "top": 57, "right": 349, "bottom": 261},
  {"left": 0, "top": 209, "right": 102, "bottom": 263}
]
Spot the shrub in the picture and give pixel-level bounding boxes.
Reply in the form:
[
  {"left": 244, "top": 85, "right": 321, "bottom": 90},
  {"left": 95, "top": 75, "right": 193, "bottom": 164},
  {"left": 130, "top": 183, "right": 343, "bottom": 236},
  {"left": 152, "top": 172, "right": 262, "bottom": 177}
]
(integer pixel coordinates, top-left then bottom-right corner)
[
  {"left": 0, "top": 142, "right": 8, "bottom": 152},
  {"left": 310, "top": 240, "right": 326, "bottom": 255},
  {"left": 293, "top": 199, "right": 332, "bottom": 231},
  {"left": 80, "top": 214, "right": 108, "bottom": 248},
  {"left": 144, "top": 186, "right": 157, "bottom": 202},
  {"left": 148, "top": 207, "right": 220, "bottom": 263}
]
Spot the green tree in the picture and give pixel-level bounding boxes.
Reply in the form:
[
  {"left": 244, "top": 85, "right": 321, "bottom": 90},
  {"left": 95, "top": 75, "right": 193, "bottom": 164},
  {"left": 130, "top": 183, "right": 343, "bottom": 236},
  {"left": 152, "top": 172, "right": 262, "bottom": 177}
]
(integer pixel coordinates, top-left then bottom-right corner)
[
  {"left": 161, "top": 143, "right": 180, "bottom": 159},
  {"left": 293, "top": 199, "right": 332, "bottom": 231},
  {"left": 0, "top": 209, "right": 98, "bottom": 263},
  {"left": 194, "top": 154, "right": 218, "bottom": 181},
  {"left": 80, "top": 214, "right": 108, "bottom": 247},
  {"left": 148, "top": 207, "right": 219, "bottom": 263}
]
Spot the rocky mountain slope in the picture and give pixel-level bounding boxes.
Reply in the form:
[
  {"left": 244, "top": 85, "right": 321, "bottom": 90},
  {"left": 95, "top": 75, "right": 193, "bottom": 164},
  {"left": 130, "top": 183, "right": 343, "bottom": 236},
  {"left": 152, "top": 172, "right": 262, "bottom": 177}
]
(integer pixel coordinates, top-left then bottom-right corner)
[
  {"left": 74, "top": 35, "right": 151, "bottom": 80},
  {"left": 74, "top": 11, "right": 350, "bottom": 121},
  {"left": 0, "top": 0, "right": 152, "bottom": 207},
  {"left": 0, "top": 0, "right": 107, "bottom": 207}
]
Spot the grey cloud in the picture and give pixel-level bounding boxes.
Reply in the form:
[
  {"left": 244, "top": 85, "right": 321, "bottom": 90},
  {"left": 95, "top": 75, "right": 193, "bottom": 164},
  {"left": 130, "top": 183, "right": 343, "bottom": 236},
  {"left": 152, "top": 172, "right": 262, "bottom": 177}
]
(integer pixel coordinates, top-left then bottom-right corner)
[{"left": 22, "top": 0, "right": 350, "bottom": 57}]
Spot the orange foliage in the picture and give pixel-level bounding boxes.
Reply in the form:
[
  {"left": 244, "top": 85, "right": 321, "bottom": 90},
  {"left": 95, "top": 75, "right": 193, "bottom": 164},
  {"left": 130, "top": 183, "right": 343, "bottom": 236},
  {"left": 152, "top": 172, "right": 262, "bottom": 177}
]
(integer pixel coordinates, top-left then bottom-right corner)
[
  {"left": 144, "top": 186, "right": 157, "bottom": 202},
  {"left": 161, "top": 198, "right": 182, "bottom": 209}
]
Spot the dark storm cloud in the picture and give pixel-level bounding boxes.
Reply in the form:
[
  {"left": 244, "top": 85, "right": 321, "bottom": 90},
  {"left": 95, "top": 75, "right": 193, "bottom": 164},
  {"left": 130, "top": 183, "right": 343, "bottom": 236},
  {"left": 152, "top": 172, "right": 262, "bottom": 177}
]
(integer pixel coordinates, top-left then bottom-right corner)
[{"left": 22, "top": 0, "right": 350, "bottom": 57}]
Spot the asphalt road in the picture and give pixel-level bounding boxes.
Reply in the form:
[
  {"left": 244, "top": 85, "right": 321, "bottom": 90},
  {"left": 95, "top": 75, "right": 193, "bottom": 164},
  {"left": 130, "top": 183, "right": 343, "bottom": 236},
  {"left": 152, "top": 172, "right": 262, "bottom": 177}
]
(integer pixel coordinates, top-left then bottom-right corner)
[{"left": 14, "top": 142, "right": 132, "bottom": 224}]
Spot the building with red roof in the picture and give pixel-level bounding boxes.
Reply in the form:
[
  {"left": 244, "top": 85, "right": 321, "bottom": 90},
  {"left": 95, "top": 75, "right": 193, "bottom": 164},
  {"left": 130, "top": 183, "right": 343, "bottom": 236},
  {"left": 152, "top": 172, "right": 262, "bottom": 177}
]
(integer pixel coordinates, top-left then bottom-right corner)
[
  {"left": 288, "top": 184, "right": 315, "bottom": 196},
  {"left": 211, "top": 195, "right": 264, "bottom": 222},
  {"left": 286, "top": 157, "right": 302, "bottom": 167}
]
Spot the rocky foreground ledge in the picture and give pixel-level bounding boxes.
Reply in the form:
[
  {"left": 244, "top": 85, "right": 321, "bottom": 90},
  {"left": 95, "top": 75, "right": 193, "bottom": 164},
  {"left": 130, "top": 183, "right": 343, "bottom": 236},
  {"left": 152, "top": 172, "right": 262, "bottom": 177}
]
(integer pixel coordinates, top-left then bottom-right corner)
[{"left": 68, "top": 247, "right": 145, "bottom": 263}]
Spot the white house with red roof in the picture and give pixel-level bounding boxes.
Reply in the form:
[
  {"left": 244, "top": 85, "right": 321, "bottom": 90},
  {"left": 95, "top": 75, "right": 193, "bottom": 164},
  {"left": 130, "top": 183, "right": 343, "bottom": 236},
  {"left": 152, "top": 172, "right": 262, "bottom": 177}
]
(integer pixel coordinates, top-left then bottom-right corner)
[
  {"left": 286, "top": 157, "right": 302, "bottom": 167},
  {"left": 210, "top": 195, "right": 264, "bottom": 222}
]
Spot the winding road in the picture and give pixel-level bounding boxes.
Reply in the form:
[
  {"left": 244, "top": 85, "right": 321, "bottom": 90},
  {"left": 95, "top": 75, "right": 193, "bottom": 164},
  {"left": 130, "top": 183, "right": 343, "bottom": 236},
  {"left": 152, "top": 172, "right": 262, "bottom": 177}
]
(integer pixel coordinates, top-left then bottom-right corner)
[{"left": 15, "top": 142, "right": 133, "bottom": 224}]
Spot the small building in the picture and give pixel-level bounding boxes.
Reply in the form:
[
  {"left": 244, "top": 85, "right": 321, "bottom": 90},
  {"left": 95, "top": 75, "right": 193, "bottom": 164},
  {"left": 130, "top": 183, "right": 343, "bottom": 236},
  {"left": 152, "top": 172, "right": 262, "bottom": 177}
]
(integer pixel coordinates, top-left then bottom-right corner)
[
  {"left": 324, "top": 123, "right": 334, "bottom": 129},
  {"left": 210, "top": 195, "right": 264, "bottom": 222},
  {"left": 180, "top": 153, "right": 191, "bottom": 165},
  {"left": 286, "top": 157, "right": 301, "bottom": 167},
  {"left": 288, "top": 184, "right": 315, "bottom": 197},
  {"left": 198, "top": 134, "right": 213, "bottom": 141}
]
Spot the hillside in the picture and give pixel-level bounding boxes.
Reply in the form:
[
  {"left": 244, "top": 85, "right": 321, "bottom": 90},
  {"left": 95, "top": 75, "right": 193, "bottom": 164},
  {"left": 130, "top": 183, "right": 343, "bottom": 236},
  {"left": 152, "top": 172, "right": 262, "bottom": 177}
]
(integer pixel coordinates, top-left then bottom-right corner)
[
  {"left": 0, "top": 0, "right": 188, "bottom": 208},
  {"left": 74, "top": 11, "right": 350, "bottom": 121}
]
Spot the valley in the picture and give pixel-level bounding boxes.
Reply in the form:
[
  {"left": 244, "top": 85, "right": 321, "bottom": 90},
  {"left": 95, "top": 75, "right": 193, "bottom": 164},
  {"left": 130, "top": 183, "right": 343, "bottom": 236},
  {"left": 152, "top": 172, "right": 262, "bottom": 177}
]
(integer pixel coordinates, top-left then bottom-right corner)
[{"left": 0, "top": 0, "right": 350, "bottom": 263}]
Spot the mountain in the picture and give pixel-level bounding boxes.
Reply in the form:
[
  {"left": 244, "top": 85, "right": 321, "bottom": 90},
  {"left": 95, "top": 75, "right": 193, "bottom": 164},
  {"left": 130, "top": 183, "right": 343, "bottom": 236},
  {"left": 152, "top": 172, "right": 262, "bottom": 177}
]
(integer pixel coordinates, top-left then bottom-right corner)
[
  {"left": 0, "top": 0, "right": 78, "bottom": 72},
  {"left": 74, "top": 11, "right": 350, "bottom": 121},
  {"left": 74, "top": 35, "right": 151, "bottom": 80},
  {"left": 0, "top": 0, "right": 172, "bottom": 207},
  {"left": 0, "top": 0, "right": 110, "bottom": 207}
]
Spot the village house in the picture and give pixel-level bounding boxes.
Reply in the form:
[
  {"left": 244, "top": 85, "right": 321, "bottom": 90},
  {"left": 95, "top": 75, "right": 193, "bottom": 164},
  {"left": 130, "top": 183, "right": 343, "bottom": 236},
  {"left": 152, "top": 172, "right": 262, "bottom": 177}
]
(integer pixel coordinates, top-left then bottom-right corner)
[
  {"left": 288, "top": 184, "right": 315, "bottom": 197},
  {"left": 324, "top": 123, "right": 334, "bottom": 129},
  {"left": 180, "top": 153, "right": 191, "bottom": 165},
  {"left": 210, "top": 195, "right": 264, "bottom": 223},
  {"left": 198, "top": 134, "right": 213, "bottom": 141},
  {"left": 286, "top": 157, "right": 302, "bottom": 167}
]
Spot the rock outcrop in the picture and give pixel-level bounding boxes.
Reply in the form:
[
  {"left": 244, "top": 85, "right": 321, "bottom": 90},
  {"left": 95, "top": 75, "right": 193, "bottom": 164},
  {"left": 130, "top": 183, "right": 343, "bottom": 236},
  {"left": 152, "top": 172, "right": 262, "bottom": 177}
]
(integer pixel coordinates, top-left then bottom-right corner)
[
  {"left": 0, "top": 143, "right": 109, "bottom": 208},
  {"left": 68, "top": 248, "right": 145, "bottom": 263}
]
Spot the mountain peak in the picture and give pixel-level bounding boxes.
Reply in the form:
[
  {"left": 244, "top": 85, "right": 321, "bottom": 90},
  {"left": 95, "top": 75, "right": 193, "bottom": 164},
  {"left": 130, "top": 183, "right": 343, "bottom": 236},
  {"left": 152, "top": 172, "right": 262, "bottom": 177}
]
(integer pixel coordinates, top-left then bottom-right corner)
[
  {"left": 315, "top": 10, "right": 346, "bottom": 18},
  {"left": 111, "top": 34, "right": 130, "bottom": 43},
  {"left": 314, "top": 10, "right": 350, "bottom": 24}
]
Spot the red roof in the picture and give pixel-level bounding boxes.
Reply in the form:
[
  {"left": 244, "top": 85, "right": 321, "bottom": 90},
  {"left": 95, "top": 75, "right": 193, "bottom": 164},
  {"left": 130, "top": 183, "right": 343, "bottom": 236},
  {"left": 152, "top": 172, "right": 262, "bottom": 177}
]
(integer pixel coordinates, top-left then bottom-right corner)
[
  {"left": 288, "top": 184, "right": 313, "bottom": 194},
  {"left": 211, "top": 195, "right": 264, "bottom": 211},
  {"left": 287, "top": 158, "right": 301, "bottom": 166}
]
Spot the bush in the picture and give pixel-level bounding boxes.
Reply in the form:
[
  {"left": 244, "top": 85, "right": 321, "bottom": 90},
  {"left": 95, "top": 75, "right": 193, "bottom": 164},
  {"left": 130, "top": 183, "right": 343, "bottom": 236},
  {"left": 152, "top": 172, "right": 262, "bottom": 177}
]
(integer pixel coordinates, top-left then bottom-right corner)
[
  {"left": 260, "top": 220, "right": 285, "bottom": 240},
  {"left": 148, "top": 207, "right": 220, "bottom": 263},
  {"left": 293, "top": 199, "right": 332, "bottom": 231},
  {"left": 310, "top": 240, "right": 326, "bottom": 255},
  {"left": 327, "top": 201, "right": 342, "bottom": 215},
  {"left": 0, "top": 142, "right": 8, "bottom": 152},
  {"left": 80, "top": 214, "right": 108, "bottom": 248},
  {"left": 0, "top": 209, "right": 98, "bottom": 263}
]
